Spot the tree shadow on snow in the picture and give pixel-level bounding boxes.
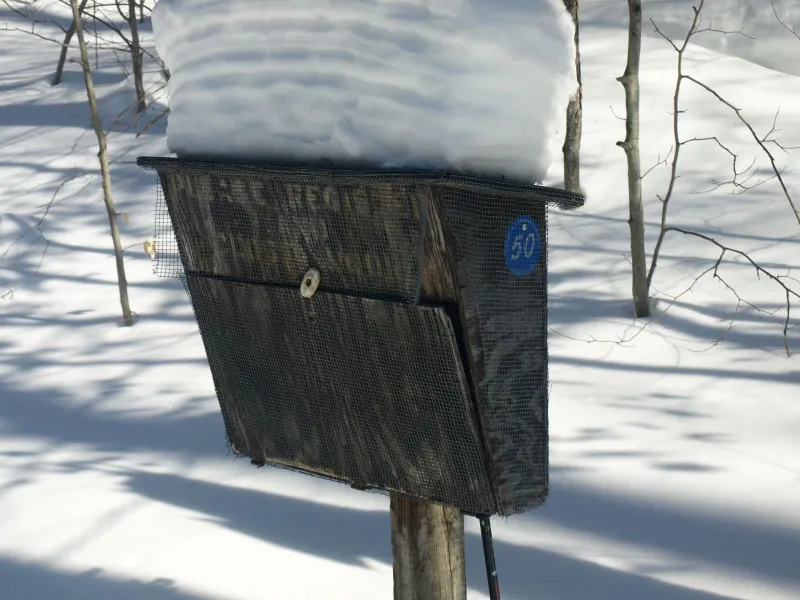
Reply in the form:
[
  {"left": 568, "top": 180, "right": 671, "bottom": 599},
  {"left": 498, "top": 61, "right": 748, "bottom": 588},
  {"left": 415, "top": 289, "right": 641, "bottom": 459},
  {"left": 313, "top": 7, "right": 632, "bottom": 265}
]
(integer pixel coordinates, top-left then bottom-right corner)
[
  {"left": 551, "top": 351, "right": 799, "bottom": 385},
  {"left": 547, "top": 281, "right": 800, "bottom": 359},
  {"left": 469, "top": 542, "right": 742, "bottom": 600},
  {"left": 0, "top": 378, "right": 225, "bottom": 459},
  {"left": 0, "top": 557, "right": 206, "bottom": 600},
  {"left": 0, "top": 87, "right": 164, "bottom": 135},
  {"left": 125, "top": 470, "right": 785, "bottom": 600},
  {"left": 535, "top": 482, "right": 800, "bottom": 590},
  {"left": 0, "top": 369, "right": 795, "bottom": 598}
]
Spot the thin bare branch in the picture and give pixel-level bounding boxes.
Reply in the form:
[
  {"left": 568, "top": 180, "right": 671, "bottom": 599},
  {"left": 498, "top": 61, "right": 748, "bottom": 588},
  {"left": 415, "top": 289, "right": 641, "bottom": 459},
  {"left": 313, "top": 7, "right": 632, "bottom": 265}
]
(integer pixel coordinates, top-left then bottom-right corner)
[
  {"left": 1, "top": 0, "right": 69, "bottom": 32},
  {"left": 641, "top": 147, "right": 672, "bottom": 180},
  {"left": 687, "top": 300, "right": 743, "bottom": 353},
  {"left": 136, "top": 105, "right": 170, "bottom": 137},
  {"left": 665, "top": 226, "right": 799, "bottom": 355},
  {"left": 694, "top": 168, "right": 777, "bottom": 196},
  {"left": 682, "top": 74, "right": 800, "bottom": 226},
  {"left": 549, "top": 262, "right": 717, "bottom": 347},
  {"left": 772, "top": 2, "right": 800, "bottom": 41},
  {"left": 609, "top": 105, "right": 626, "bottom": 121},
  {"left": 647, "top": 0, "right": 706, "bottom": 289},
  {"left": 694, "top": 20, "right": 754, "bottom": 39},
  {"left": 87, "top": 10, "right": 131, "bottom": 45},
  {"left": 642, "top": 0, "right": 798, "bottom": 355},
  {"left": 0, "top": 173, "right": 94, "bottom": 269},
  {"left": 2, "top": 23, "right": 65, "bottom": 44},
  {"left": 761, "top": 108, "right": 800, "bottom": 153}
]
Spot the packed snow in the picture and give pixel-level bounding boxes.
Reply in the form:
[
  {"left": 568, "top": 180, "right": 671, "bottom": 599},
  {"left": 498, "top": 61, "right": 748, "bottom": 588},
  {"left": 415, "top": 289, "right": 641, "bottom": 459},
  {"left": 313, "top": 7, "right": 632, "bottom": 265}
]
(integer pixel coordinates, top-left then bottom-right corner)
[
  {"left": 151, "top": 0, "right": 578, "bottom": 183},
  {"left": 1, "top": 0, "right": 800, "bottom": 599}
]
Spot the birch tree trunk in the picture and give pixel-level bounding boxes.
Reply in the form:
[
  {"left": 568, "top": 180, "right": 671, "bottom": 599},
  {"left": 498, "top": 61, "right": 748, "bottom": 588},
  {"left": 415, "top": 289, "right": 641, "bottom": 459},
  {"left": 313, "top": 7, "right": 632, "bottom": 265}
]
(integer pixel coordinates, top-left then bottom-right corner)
[
  {"left": 70, "top": 0, "right": 134, "bottom": 326},
  {"left": 390, "top": 494, "right": 466, "bottom": 600},
  {"left": 618, "top": 0, "right": 651, "bottom": 318},
  {"left": 562, "top": 0, "right": 582, "bottom": 194}
]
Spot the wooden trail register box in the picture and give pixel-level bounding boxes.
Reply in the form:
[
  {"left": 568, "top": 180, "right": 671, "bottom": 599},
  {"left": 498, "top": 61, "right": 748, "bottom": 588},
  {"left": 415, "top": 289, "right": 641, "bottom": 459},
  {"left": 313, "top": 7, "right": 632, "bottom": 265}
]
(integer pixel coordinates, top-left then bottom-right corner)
[{"left": 137, "top": 158, "right": 584, "bottom": 517}]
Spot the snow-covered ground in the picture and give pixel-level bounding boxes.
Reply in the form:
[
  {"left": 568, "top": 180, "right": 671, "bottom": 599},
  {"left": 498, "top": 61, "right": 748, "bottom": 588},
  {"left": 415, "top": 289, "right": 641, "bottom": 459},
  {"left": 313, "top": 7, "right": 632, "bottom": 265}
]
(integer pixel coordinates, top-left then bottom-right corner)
[{"left": 1, "top": 1, "right": 799, "bottom": 599}]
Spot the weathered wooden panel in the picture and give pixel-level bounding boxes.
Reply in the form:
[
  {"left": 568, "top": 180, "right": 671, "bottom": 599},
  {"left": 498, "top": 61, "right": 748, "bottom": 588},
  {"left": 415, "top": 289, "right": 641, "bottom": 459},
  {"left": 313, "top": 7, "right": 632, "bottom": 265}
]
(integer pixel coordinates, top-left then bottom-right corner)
[
  {"left": 419, "top": 188, "right": 459, "bottom": 303},
  {"left": 439, "top": 192, "right": 550, "bottom": 515},
  {"left": 162, "top": 170, "right": 428, "bottom": 300},
  {"left": 186, "top": 274, "right": 496, "bottom": 515}
]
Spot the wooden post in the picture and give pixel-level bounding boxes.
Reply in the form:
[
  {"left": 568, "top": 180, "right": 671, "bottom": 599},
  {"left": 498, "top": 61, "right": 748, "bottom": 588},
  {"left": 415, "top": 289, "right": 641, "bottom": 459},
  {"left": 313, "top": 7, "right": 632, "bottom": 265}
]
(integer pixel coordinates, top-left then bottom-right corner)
[
  {"left": 389, "top": 185, "right": 468, "bottom": 600},
  {"left": 391, "top": 493, "right": 467, "bottom": 600}
]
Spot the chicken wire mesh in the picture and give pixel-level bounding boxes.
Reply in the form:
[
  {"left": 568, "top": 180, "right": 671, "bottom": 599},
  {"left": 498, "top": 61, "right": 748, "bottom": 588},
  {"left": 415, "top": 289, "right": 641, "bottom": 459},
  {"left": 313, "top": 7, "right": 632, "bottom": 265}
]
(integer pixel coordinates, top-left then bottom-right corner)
[{"left": 138, "top": 157, "right": 583, "bottom": 516}]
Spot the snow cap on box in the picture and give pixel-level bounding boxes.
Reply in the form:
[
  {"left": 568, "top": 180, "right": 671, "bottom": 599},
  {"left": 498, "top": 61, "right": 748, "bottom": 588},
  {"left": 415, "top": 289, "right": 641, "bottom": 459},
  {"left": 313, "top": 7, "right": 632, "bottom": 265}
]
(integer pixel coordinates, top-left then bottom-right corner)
[{"left": 152, "top": 0, "right": 578, "bottom": 183}]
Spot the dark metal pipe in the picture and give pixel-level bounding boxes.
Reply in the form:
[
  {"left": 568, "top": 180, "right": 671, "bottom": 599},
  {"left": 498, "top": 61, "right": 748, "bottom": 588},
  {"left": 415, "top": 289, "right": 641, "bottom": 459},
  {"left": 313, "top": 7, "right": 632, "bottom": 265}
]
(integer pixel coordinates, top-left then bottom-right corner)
[{"left": 478, "top": 515, "right": 501, "bottom": 600}]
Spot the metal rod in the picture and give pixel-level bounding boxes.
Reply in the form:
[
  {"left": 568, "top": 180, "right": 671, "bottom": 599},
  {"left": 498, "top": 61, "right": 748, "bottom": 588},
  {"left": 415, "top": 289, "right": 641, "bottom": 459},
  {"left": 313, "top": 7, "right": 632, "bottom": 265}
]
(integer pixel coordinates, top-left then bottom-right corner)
[{"left": 478, "top": 515, "right": 501, "bottom": 600}]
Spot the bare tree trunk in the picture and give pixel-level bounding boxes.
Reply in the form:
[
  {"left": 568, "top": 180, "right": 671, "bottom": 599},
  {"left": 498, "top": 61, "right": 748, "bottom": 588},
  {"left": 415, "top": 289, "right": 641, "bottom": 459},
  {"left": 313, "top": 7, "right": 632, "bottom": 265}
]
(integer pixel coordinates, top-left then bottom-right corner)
[
  {"left": 562, "top": 0, "right": 582, "bottom": 194},
  {"left": 618, "top": 0, "right": 651, "bottom": 318},
  {"left": 390, "top": 494, "right": 466, "bottom": 600},
  {"left": 139, "top": 0, "right": 145, "bottom": 23},
  {"left": 127, "top": 0, "right": 146, "bottom": 113},
  {"left": 70, "top": 0, "right": 134, "bottom": 326},
  {"left": 91, "top": 0, "right": 99, "bottom": 69},
  {"left": 53, "top": 0, "right": 90, "bottom": 85}
]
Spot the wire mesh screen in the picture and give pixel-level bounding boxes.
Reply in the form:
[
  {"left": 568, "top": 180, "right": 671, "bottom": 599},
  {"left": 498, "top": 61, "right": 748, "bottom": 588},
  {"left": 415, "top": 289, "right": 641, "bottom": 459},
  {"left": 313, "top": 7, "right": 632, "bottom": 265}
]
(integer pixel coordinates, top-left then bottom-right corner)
[
  {"left": 152, "top": 173, "right": 182, "bottom": 279},
  {"left": 138, "top": 157, "right": 583, "bottom": 516},
  {"left": 188, "top": 275, "right": 496, "bottom": 514},
  {"left": 439, "top": 191, "right": 549, "bottom": 514},
  {"left": 154, "top": 168, "right": 428, "bottom": 301}
]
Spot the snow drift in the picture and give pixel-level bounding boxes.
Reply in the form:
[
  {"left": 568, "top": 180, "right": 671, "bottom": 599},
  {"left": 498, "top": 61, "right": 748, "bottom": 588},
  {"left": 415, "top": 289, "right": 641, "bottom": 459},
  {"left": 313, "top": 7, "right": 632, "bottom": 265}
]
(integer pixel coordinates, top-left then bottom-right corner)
[{"left": 151, "top": 0, "right": 578, "bottom": 183}]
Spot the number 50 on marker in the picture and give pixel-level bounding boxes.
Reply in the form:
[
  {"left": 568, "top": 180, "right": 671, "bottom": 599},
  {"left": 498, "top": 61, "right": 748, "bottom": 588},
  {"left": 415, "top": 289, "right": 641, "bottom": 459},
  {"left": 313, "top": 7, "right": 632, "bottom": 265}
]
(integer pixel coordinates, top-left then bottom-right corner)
[{"left": 503, "top": 216, "right": 542, "bottom": 277}]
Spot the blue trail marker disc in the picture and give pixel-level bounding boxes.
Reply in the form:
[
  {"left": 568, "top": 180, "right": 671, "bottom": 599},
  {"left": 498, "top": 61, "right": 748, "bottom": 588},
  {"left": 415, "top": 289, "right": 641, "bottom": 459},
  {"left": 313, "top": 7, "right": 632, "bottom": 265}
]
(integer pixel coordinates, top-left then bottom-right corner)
[{"left": 503, "top": 216, "right": 542, "bottom": 277}]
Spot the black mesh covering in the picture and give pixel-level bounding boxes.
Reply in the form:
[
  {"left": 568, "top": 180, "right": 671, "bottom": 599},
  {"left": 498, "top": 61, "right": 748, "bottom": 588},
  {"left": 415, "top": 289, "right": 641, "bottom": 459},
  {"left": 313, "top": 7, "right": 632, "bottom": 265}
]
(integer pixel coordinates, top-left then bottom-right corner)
[{"left": 138, "top": 157, "right": 583, "bottom": 516}]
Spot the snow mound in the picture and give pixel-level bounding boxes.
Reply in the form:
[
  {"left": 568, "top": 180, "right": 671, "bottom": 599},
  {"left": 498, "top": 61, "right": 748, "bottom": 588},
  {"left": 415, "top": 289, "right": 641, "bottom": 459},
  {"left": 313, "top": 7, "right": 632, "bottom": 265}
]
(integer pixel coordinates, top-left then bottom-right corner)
[{"left": 151, "top": 0, "right": 578, "bottom": 183}]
